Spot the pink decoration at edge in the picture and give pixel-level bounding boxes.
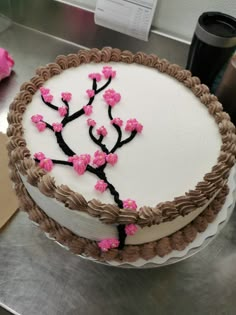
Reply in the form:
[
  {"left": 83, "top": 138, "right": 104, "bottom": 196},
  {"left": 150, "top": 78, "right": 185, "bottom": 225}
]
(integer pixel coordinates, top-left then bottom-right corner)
[
  {"left": 58, "top": 106, "right": 67, "bottom": 117},
  {"left": 125, "top": 118, "right": 143, "bottom": 133},
  {"left": 36, "top": 121, "right": 46, "bottom": 132},
  {"left": 87, "top": 118, "right": 96, "bottom": 127},
  {"left": 34, "top": 152, "right": 46, "bottom": 161},
  {"left": 103, "top": 89, "right": 121, "bottom": 107},
  {"left": 88, "top": 73, "right": 102, "bottom": 82},
  {"left": 0, "top": 48, "right": 14, "bottom": 81},
  {"left": 39, "top": 158, "right": 54, "bottom": 172},
  {"left": 61, "top": 92, "right": 72, "bottom": 102},
  {"left": 86, "top": 89, "right": 95, "bottom": 98},
  {"left": 123, "top": 199, "right": 137, "bottom": 210},
  {"left": 43, "top": 94, "right": 53, "bottom": 103},
  {"left": 98, "top": 238, "right": 120, "bottom": 252},
  {"left": 106, "top": 153, "right": 118, "bottom": 166},
  {"left": 83, "top": 105, "right": 93, "bottom": 116},
  {"left": 102, "top": 66, "right": 116, "bottom": 79},
  {"left": 111, "top": 117, "right": 123, "bottom": 127},
  {"left": 95, "top": 180, "right": 108, "bottom": 193},
  {"left": 93, "top": 150, "right": 107, "bottom": 167},
  {"left": 39, "top": 87, "right": 50, "bottom": 96},
  {"left": 125, "top": 224, "right": 138, "bottom": 236},
  {"left": 96, "top": 126, "right": 108, "bottom": 137},
  {"left": 52, "top": 122, "right": 63, "bottom": 132},
  {"left": 31, "top": 114, "right": 43, "bottom": 123}
]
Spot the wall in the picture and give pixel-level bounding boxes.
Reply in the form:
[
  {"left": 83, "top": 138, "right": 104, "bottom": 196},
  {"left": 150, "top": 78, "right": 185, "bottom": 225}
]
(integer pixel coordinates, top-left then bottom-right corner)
[{"left": 67, "top": 0, "right": 236, "bottom": 42}]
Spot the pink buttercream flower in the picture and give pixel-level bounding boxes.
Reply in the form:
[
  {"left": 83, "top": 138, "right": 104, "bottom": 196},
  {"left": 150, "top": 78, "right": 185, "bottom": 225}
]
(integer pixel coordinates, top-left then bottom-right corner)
[
  {"left": 111, "top": 117, "right": 123, "bottom": 127},
  {"left": 123, "top": 199, "right": 137, "bottom": 210},
  {"left": 87, "top": 118, "right": 96, "bottom": 127},
  {"left": 58, "top": 106, "right": 67, "bottom": 117},
  {"left": 36, "top": 121, "right": 46, "bottom": 132},
  {"left": 103, "top": 89, "right": 121, "bottom": 107},
  {"left": 43, "top": 94, "right": 53, "bottom": 103},
  {"left": 96, "top": 126, "right": 108, "bottom": 137},
  {"left": 73, "top": 159, "right": 87, "bottom": 175},
  {"left": 95, "top": 180, "right": 108, "bottom": 193},
  {"left": 98, "top": 238, "right": 119, "bottom": 252},
  {"left": 52, "top": 122, "right": 63, "bottom": 132},
  {"left": 61, "top": 92, "right": 72, "bottom": 102},
  {"left": 79, "top": 154, "right": 91, "bottom": 164},
  {"left": 93, "top": 150, "right": 107, "bottom": 167},
  {"left": 68, "top": 155, "right": 81, "bottom": 163},
  {"left": 88, "top": 73, "right": 102, "bottom": 82},
  {"left": 86, "top": 89, "right": 95, "bottom": 98},
  {"left": 106, "top": 153, "right": 118, "bottom": 166},
  {"left": 39, "top": 87, "right": 50, "bottom": 95},
  {"left": 0, "top": 48, "right": 14, "bottom": 81},
  {"left": 83, "top": 105, "right": 93, "bottom": 116},
  {"left": 34, "top": 152, "right": 46, "bottom": 161},
  {"left": 125, "top": 224, "right": 138, "bottom": 236},
  {"left": 31, "top": 114, "right": 43, "bottom": 123},
  {"left": 102, "top": 66, "right": 116, "bottom": 79},
  {"left": 39, "top": 158, "right": 54, "bottom": 171},
  {"left": 125, "top": 118, "right": 143, "bottom": 133},
  {"left": 72, "top": 154, "right": 91, "bottom": 175}
]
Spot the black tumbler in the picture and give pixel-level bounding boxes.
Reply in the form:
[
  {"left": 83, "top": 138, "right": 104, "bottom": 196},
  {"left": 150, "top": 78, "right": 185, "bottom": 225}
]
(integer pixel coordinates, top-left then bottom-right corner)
[{"left": 186, "top": 12, "right": 236, "bottom": 88}]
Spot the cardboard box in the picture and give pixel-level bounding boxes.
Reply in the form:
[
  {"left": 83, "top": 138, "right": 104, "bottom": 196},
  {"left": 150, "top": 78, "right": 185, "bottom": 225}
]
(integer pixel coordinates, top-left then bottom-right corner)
[{"left": 0, "top": 132, "right": 18, "bottom": 229}]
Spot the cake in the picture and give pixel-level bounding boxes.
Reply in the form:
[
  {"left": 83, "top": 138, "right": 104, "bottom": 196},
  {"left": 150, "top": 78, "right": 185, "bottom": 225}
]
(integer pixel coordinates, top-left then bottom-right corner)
[{"left": 7, "top": 47, "right": 236, "bottom": 263}]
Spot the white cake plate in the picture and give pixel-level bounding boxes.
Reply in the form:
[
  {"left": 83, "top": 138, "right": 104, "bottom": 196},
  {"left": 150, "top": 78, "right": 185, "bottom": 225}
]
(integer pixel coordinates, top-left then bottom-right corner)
[{"left": 38, "top": 166, "right": 236, "bottom": 268}]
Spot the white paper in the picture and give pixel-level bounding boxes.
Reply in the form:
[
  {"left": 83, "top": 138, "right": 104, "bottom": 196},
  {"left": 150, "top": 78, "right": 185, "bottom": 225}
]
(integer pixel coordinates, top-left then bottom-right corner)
[{"left": 95, "top": 0, "right": 158, "bottom": 41}]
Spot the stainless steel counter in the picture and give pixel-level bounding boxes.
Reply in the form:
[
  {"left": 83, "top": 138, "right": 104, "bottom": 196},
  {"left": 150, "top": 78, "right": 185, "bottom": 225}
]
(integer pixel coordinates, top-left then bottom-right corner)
[{"left": 1, "top": 23, "right": 236, "bottom": 315}]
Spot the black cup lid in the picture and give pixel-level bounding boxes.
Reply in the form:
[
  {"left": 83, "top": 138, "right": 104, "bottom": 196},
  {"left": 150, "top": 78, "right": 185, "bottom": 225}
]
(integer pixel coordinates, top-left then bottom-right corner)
[{"left": 196, "top": 12, "right": 236, "bottom": 47}]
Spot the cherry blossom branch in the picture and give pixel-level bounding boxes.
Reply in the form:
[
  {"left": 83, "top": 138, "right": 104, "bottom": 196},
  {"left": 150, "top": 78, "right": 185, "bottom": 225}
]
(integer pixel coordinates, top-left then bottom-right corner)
[
  {"left": 41, "top": 95, "right": 58, "bottom": 111},
  {"left": 88, "top": 126, "right": 109, "bottom": 154}
]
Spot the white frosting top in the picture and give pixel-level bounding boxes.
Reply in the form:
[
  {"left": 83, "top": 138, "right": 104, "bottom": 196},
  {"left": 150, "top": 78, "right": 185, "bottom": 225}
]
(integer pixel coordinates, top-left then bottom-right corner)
[{"left": 22, "top": 62, "right": 221, "bottom": 207}]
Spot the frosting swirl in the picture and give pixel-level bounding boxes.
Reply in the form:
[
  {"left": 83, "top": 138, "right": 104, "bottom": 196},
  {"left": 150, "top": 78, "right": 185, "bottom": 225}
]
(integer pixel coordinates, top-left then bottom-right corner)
[
  {"left": 47, "top": 63, "right": 62, "bottom": 76},
  {"left": 38, "top": 174, "right": 56, "bottom": 198},
  {"left": 65, "top": 192, "right": 87, "bottom": 211},
  {"left": 55, "top": 55, "right": 69, "bottom": 70},
  {"left": 20, "top": 82, "right": 37, "bottom": 94},
  {"left": 30, "top": 75, "right": 44, "bottom": 88},
  {"left": 101, "top": 47, "right": 112, "bottom": 62},
  {"left": 120, "top": 50, "right": 134, "bottom": 64},
  {"left": 36, "top": 67, "right": 51, "bottom": 80},
  {"left": 68, "top": 53, "right": 81, "bottom": 67},
  {"left": 26, "top": 166, "right": 46, "bottom": 186}
]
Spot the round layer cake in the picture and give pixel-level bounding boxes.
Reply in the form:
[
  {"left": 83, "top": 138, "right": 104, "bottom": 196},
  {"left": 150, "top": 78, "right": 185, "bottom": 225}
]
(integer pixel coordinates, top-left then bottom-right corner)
[{"left": 7, "top": 48, "right": 236, "bottom": 262}]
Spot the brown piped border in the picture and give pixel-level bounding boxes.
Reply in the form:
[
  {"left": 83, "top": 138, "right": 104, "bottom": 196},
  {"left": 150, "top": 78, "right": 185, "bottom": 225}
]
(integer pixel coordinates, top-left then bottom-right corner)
[
  {"left": 7, "top": 47, "right": 236, "bottom": 227},
  {"left": 9, "top": 160, "right": 229, "bottom": 262}
]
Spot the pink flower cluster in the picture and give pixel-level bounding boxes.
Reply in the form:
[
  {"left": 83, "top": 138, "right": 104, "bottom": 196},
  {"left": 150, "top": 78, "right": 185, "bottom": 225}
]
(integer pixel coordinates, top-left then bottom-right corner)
[
  {"left": 97, "top": 126, "right": 107, "bottom": 137},
  {"left": 103, "top": 89, "right": 121, "bottom": 107},
  {"left": 31, "top": 114, "right": 46, "bottom": 132},
  {"left": 61, "top": 92, "right": 72, "bottom": 102},
  {"left": 58, "top": 106, "right": 67, "bottom": 117},
  {"left": 111, "top": 117, "right": 123, "bottom": 127},
  {"left": 40, "top": 87, "right": 53, "bottom": 103},
  {"left": 93, "top": 150, "right": 106, "bottom": 167},
  {"left": 102, "top": 66, "right": 116, "bottom": 79},
  {"left": 31, "top": 114, "right": 43, "bottom": 123},
  {"left": 87, "top": 118, "right": 96, "bottom": 127},
  {"left": 92, "top": 151, "right": 118, "bottom": 167},
  {"left": 34, "top": 152, "right": 53, "bottom": 172},
  {"left": 86, "top": 89, "right": 95, "bottom": 98},
  {"left": 68, "top": 154, "right": 91, "bottom": 175},
  {"left": 34, "top": 152, "right": 45, "bottom": 160},
  {"left": 52, "top": 122, "right": 63, "bottom": 132},
  {"left": 39, "top": 87, "right": 50, "bottom": 95},
  {"left": 98, "top": 238, "right": 119, "bottom": 252},
  {"left": 125, "top": 119, "right": 143, "bottom": 133},
  {"left": 39, "top": 158, "right": 54, "bottom": 172},
  {"left": 125, "top": 224, "right": 138, "bottom": 236},
  {"left": 83, "top": 105, "right": 93, "bottom": 116},
  {"left": 88, "top": 73, "right": 102, "bottom": 82},
  {"left": 123, "top": 199, "right": 137, "bottom": 210},
  {"left": 95, "top": 180, "right": 108, "bottom": 192}
]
